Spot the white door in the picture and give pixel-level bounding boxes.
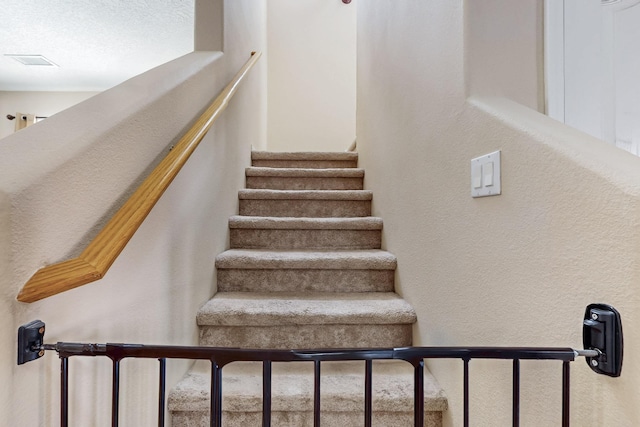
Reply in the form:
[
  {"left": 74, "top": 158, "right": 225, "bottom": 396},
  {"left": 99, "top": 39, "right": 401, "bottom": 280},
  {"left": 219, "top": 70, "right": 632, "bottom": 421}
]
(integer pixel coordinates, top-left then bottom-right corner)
[{"left": 547, "top": 0, "right": 640, "bottom": 155}]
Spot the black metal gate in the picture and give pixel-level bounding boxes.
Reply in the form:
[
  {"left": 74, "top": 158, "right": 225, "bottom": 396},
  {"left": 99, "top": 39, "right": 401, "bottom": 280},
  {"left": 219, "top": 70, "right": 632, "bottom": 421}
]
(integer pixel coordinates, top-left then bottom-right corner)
[{"left": 17, "top": 303, "right": 623, "bottom": 427}]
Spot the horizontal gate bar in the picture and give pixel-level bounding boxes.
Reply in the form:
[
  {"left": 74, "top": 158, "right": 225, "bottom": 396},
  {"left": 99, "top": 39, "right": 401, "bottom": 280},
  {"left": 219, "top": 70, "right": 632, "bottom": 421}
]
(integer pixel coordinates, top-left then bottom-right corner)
[{"left": 51, "top": 344, "right": 579, "bottom": 363}]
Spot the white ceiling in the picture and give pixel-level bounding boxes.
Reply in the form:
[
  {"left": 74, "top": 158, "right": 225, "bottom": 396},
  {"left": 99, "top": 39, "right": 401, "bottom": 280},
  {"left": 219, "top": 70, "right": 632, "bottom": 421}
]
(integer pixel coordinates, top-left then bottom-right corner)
[{"left": 0, "top": 0, "right": 195, "bottom": 92}]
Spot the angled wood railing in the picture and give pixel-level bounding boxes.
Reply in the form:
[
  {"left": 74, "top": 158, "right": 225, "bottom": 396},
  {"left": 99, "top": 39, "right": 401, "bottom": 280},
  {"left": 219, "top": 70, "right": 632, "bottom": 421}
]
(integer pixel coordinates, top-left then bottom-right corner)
[{"left": 17, "top": 52, "right": 262, "bottom": 303}]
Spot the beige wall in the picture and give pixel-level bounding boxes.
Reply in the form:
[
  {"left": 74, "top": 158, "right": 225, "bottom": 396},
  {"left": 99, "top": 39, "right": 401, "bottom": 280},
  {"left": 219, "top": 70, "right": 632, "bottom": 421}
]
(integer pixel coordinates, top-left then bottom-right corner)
[
  {"left": 0, "top": 0, "right": 266, "bottom": 424},
  {"left": 358, "top": 1, "right": 640, "bottom": 426},
  {"left": 0, "top": 91, "right": 98, "bottom": 140},
  {"left": 467, "top": 0, "right": 545, "bottom": 112},
  {"left": 267, "top": 0, "right": 356, "bottom": 152}
]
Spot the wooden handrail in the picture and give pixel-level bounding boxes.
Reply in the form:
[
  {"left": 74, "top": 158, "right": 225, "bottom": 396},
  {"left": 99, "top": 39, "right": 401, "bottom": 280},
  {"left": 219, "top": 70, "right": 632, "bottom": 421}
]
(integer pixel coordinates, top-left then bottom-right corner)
[{"left": 17, "top": 52, "right": 262, "bottom": 303}]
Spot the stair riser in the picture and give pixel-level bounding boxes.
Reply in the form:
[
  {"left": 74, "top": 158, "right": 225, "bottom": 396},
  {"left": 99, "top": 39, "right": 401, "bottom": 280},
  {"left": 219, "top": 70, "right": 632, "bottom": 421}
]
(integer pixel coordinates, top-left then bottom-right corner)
[
  {"left": 246, "top": 176, "right": 363, "bottom": 190},
  {"left": 230, "top": 229, "right": 381, "bottom": 250},
  {"left": 199, "top": 324, "right": 412, "bottom": 348},
  {"left": 172, "top": 411, "right": 442, "bottom": 427},
  {"left": 239, "top": 200, "right": 371, "bottom": 218},
  {"left": 217, "top": 269, "right": 395, "bottom": 293},
  {"left": 252, "top": 159, "right": 357, "bottom": 169}
]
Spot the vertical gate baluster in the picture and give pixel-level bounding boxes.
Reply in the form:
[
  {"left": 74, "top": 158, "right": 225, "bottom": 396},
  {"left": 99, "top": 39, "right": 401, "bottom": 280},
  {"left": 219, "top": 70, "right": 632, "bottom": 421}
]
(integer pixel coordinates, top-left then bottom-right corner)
[
  {"left": 562, "top": 361, "right": 570, "bottom": 427},
  {"left": 463, "top": 358, "right": 470, "bottom": 427},
  {"left": 263, "top": 360, "right": 272, "bottom": 427},
  {"left": 158, "top": 358, "right": 166, "bottom": 427},
  {"left": 211, "top": 361, "right": 222, "bottom": 427},
  {"left": 112, "top": 359, "right": 120, "bottom": 427},
  {"left": 414, "top": 359, "right": 424, "bottom": 427},
  {"left": 513, "top": 359, "right": 520, "bottom": 427},
  {"left": 61, "top": 357, "right": 69, "bottom": 427},
  {"left": 365, "top": 360, "right": 373, "bottom": 427},
  {"left": 314, "top": 360, "right": 321, "bottom": 427}
]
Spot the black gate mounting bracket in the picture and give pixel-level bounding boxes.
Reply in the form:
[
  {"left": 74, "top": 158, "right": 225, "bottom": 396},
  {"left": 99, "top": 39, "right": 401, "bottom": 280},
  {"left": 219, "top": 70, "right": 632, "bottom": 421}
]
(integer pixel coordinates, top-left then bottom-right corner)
[
  {"left": 583, "top": 303, "right": 623, "bottom": 377},
  {"left": 17, "top": 319, "right": 46, "bottom": 365}
]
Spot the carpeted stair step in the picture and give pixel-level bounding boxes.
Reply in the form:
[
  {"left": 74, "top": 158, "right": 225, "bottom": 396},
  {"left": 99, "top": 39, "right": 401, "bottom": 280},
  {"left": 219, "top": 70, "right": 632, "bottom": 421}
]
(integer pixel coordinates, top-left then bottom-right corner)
[
  {"left": 169, "top": 360, "right": 447, "bottom": 427},
  {"left": 229, "top": 216, "right": 382, "bottom": 250},
  {"left": 197, "top": 292, "right": 416, "bottom": 348},
  {"left": 239, "top": 189, "right": 372, "bottom": 217},
  {"left": 251, "top": 151, "right": 358, "bottom": 169},
  {"left": 216, "top": 249, "right": 396, "bottom": 293},
  {"left": 246, "top": 167, "right": 364, "bottom": 190}
]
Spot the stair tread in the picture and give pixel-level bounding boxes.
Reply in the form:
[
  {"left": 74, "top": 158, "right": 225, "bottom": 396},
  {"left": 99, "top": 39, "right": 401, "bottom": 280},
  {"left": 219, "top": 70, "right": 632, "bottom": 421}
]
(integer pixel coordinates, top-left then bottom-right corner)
[
  {"left": 169, "top": 360, "right": 448, "bottom": 412},
  {"left": 229, "top": 216, "right": 383, "bottom": 230},
  {"left": 246, "top": 167, "right": 364, "bottom": 177},
  {"left": 197, "top": 292, "right": 416, "bottom": 326},
  {"left": 239, "top": 189, "right": 372, "bottom": 200},
  {"left": 252, "top": 151, "right": 358, "bottom": 161},
  {"left": 216, "top": 249, "right": 396, "bottom": 270}
]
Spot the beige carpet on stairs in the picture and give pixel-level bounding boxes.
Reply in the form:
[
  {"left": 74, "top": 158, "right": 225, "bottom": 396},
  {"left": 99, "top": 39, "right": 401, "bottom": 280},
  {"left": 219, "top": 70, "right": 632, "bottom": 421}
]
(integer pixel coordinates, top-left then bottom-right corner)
[{"left": 168, "top": 151, "right": 447, "bottom": 426}]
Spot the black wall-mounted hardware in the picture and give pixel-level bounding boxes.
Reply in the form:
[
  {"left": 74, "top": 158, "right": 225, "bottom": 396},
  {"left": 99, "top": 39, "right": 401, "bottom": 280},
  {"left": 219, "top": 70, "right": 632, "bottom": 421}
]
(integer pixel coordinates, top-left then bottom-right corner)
[
  {"left": 583, "top": 304, "right": 623, "bottom": 377},
  {"left": 17, "top": 320, "right": 46, "bottom": 365}
]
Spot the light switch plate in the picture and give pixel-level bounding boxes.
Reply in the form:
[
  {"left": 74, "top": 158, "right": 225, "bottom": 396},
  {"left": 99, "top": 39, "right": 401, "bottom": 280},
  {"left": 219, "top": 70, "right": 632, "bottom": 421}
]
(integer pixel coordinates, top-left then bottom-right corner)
[{"left": 471, "top": 150, "right": 501, "bottom": 198}]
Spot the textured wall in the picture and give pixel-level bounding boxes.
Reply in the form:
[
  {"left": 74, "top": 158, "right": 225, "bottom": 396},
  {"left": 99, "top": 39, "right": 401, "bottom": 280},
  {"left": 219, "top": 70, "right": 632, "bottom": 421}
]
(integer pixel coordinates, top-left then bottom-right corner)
[
  {"left": 357, "top": 1, "right": 640, "bottom": 426},
  {"left": 267, "top": 0, "right": 356, "bottom": 152},
  {"left": 0, "top": 0, "right": 266, "bottom": 425}
]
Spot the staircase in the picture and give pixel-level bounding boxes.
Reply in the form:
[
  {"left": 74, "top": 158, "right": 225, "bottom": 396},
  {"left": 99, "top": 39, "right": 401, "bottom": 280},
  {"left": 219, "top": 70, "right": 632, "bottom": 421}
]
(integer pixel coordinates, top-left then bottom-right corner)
[{"left": 168, "top": 151, "right": 447, "bottom": 426}]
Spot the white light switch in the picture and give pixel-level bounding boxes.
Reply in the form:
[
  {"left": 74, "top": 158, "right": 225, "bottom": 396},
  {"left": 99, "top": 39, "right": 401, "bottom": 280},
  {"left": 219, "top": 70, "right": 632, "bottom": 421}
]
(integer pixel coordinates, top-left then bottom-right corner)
[
  {"left": 483, "top": 162, "right": 494, "bottom": 187},
  {"left": 472, "top": 166, "right": 482, "bottom": 189},
  {"left": 471, "top": 151, "right": 501, "bottom": 198}
]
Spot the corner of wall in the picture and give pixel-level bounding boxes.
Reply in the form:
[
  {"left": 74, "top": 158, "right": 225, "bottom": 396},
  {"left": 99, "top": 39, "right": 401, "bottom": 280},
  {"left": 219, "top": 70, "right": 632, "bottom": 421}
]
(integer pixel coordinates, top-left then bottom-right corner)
[
  {"left": 195, "top": 0, "right": 224, "bottom": 51},
  {"left": 465, "top": 0, "right": 545, "bottom": 112}
]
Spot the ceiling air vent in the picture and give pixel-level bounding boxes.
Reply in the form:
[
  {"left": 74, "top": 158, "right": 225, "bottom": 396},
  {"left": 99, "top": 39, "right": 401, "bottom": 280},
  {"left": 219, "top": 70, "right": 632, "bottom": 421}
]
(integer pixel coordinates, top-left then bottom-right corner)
[{"left": 4, "top": 54, "right": 58, "bottom": 66}]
